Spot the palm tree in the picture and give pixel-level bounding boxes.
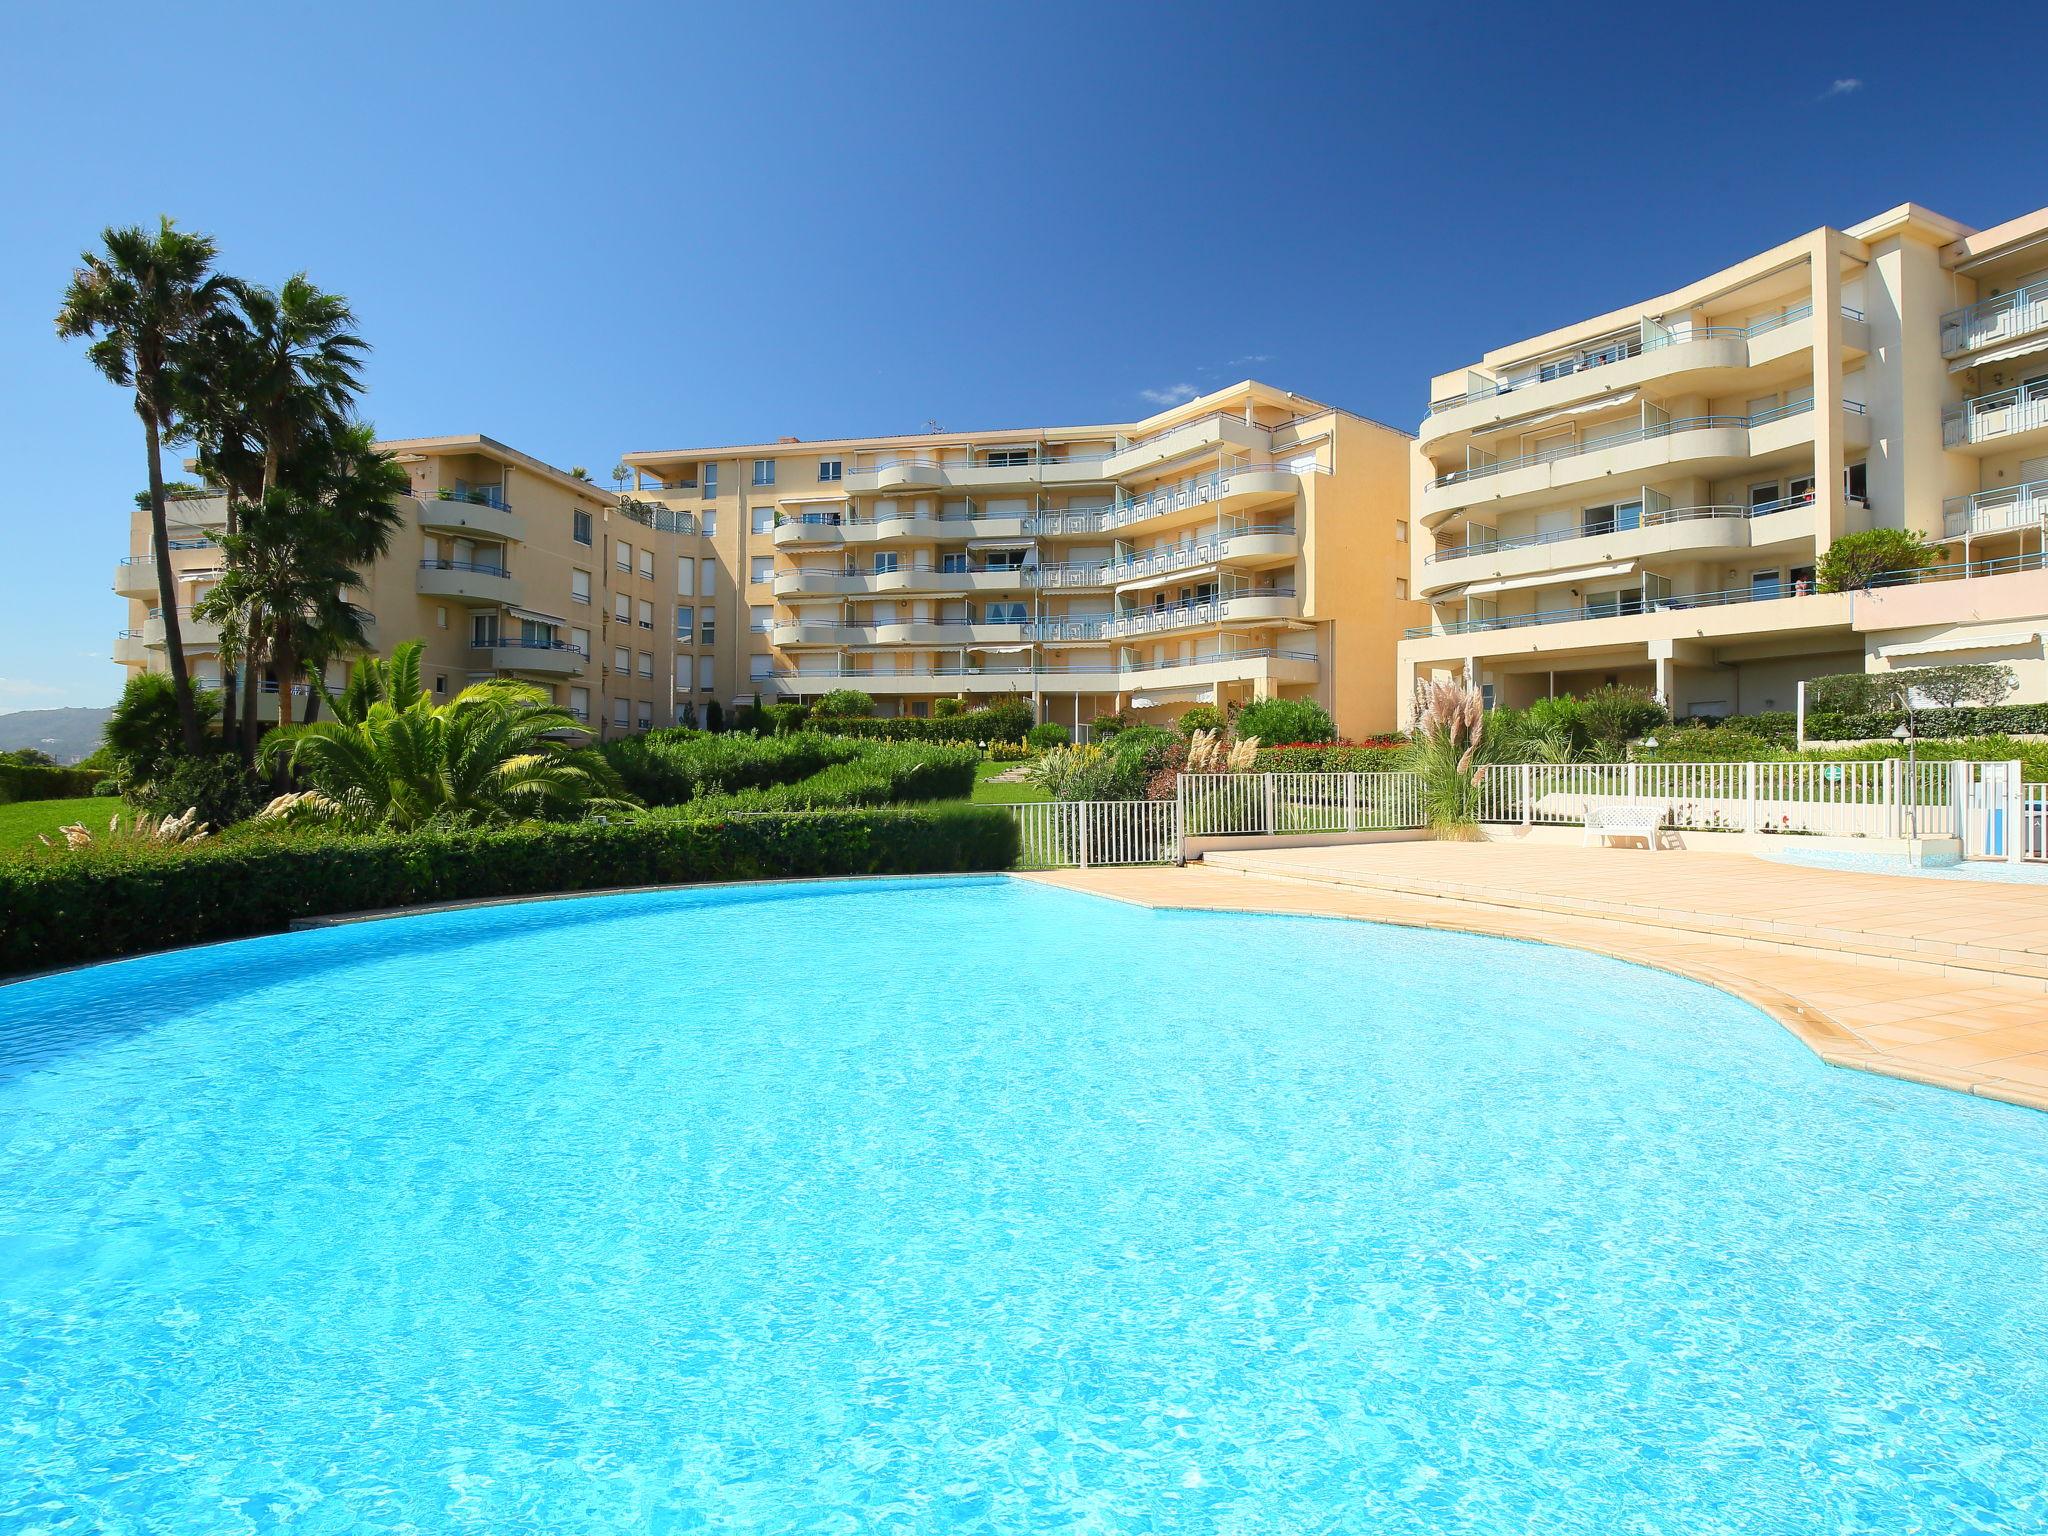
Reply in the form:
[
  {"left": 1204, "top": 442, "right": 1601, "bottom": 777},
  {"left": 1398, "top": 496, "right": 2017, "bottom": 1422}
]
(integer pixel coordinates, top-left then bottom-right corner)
[
  {"left": 259, "top": 641, "right": 633, "bottom": 830},
  {"left": 56, "top": 218, "right": 232, "bottom": 751}
]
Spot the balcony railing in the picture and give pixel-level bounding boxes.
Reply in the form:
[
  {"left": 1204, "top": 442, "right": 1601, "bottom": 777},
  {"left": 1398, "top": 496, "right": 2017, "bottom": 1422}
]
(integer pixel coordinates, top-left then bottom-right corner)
[
  {"left": 120, "top": 539, "right": 211, "bottom": 562},
  {"left": 421, "top": 558, "right": 512, "bottom": 577},
  {"left": 1424, "top": 496, "right": 1812, "bottom": 563},
  {"left": 1944, "top": 386, "right": 2048, "bottom": 447},
  {"left": 1405, "top": 547, "right": 2048, "bottom": 639},
  {"left": 1943, "top": 477, "right": 2048, "bottom": 539},
  {"left": 1428, "top": 398, "right": 1853, "bottom": 490},
  {"left": 1424, "top": 304, "right": 1863, "bottom": 416},
  {"left": 1101, "top": 524, "right": 1294, "bottom": 583},
  {"left": 471, "top": 637, "right": 587, "bottom": 656},
  {"left": 1104, "top": 589, "right": 1297, "bottom": 638},
  {"left": 1942, "top": 278, "right": 2048, "bottom": 356},
  {"left": 772, "top": 645, "right": 1319, "bottom": 682},
  {"left": 430, "top": 487, "right": 511, "bottom": 510}
]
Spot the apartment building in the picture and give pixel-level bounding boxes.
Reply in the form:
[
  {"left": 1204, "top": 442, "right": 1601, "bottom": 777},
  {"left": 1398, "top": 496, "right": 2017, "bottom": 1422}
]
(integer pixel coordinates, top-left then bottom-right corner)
[
  {"left": 113, "top": 435, "right": 737, "bottom": 733},
  {"left": 1401, "top": 201, "right": 2048, "bottom": 722},
  {"left": 619, "top": 382, "right": 1417, "bottom": 737}
]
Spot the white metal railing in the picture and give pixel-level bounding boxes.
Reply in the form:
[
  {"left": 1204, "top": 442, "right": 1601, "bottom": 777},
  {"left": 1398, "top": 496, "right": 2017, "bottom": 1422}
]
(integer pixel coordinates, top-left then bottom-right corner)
[
  {"left": 2028, "top": 784, "right": 2047, "bottom": 861},
  {"left": 1177, "top": 772, "right": 1424, "bottom": 837},
  {"left": 1942, "top": 278, "right": 2048, "bottom": 356},
  {"left": 1945, "top": 386, "right": 2048, "bottom": 448},
  {"left": 1008, "top": 799, "right": 1181, "bottom": 869},
  {"left": 1475, "top": 761, "right": 1957, "bottom": 840},
  {"left": 1943, "top": 478, "right": 2048, "bottom": 539}
]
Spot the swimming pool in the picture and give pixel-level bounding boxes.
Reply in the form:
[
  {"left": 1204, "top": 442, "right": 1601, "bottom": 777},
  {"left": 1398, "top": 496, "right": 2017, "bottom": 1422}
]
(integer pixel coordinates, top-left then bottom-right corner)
[{"left": 3, "top": 876, "right": 2045, "bottom": 1533}]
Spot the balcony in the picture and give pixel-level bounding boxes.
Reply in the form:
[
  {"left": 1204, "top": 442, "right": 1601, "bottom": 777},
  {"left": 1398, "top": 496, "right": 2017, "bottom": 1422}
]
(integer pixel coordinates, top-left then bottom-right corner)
[
  {"left": 1943, "top": 478, "right": 2048, "bottom": 540},
  {"left": 113, "top": 557, "right": 159, "bottom": 598},
  {"left": 1420, "top": 399, "right": 1864, "bottom": 522},
  {"left": 471, "top": 638, "right": 585, "bottom": 676},
  {"left": 1102, "top": 589, "right": 1299, "bottom": 639},
  {"left": 1103, "top": 412, "right": 1277, "bottom": 478},
  {"left": 1420, "top": 305, "right": 1867, "bottom": 445},
  {"left": 1944, "top": 385, "right": 2048, "bottom": 453},
  {"left": 417, "top": 558, "right": 522, "bottom": 606},
  {"left": 760, "top": 645, "right": 1319, "bottom": 696},
  {"left": 143, "top": 607, "right": 221, "bottom": 651},
  {"left": 1941, "top": 278, "right": 2048, "bottom": 359},
  {"left": 771, "top": 505, "right": 1036, "bottom": 549},
  {"left": 841, "top": 453, "right": 1113, "bottom": 493},
  {"left": 771, "top": 616, "right": 1104, "bottom": 648},
  {"left": 415, "top": 491, "right": 524, "bottom": 543},
  {"left": 112, "top": 629, "right": 146, "bottom": 665},
  {"left": 773, "top": 563, "right": 1037, "bottom": 598},
  {"left": 1104, "top": 466, "right": 1303, "bottom": 532},
  {"left": 1417, "top": 497, "right": 1817, "bottom": 599},
  {"left": 1105, "top": 525, "right": 1296, "bottom": 589}
]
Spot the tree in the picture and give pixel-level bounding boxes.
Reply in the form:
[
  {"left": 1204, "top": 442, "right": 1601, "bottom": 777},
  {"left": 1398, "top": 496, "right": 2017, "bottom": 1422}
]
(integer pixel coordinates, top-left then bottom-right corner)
[
  {"left": 103, "top": 670, "right": 222, "bottom": 789},
  {"left": 814, "top": 689, "right": 876, "bottom": 718},
  {"left": 1234, "top": 696, "right": 1336, "bottom": 746},
  {"left": 1576, "top": 685, "right": 1668, "bottom": 756},
  {"left": 259, "top": 641, "right": 632, "bottom": 830},
  {"left": 1816, "top": 528, "right": 1936, "bottom": 593},
  {"left": 56, "top": 218, "right": 232, "bottom": 751}
]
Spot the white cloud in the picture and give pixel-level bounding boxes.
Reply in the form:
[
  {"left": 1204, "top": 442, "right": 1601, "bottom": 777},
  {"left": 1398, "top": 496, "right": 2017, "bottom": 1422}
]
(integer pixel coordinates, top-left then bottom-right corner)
[
  {"left": 0, "top": 678, "right": 65, "bottom": 701},
  {"left": 1818, "top": 78, "right": 1862, "bottom": 100},
  {"left": 1230, "top": 353, "right": 1273, "bottom": 367},
  {"left": 1139, "top": 383, "right": 1199, "bottom": 406}
]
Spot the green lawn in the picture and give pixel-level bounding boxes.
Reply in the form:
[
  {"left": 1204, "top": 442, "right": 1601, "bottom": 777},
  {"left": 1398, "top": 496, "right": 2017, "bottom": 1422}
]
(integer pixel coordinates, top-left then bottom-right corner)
[
  {"left": 0, "top": 797, "right": 121, "bottom": 853},
  {"left": 970, "top": 760, "right": 1049, "bottom": 804}
]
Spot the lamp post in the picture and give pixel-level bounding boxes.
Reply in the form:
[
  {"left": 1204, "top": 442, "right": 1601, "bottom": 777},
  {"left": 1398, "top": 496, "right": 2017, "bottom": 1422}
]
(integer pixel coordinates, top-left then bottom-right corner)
[{"left": 1894, "top": 721, "right": 1917, "bottom": 839}]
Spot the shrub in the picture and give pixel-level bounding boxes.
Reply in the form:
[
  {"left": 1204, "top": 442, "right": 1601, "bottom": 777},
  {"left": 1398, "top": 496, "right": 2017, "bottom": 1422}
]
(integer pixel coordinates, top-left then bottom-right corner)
[
  {"left": 763, "top": 702, "right": 811, "bottom": 735},
  {"left": 932, "top": 698, "right": 965, "bottom": 718},
  {"left": 103, "top": 671, "right": 222, "bottom": 788},
  {"left": 1173, "top": 705, "right": 1224, "bottom": 738},
  {"left": 1025, "top": 722, "right": 1071, "bottom": 750},
  {"left": 814, "top": 688, "right": 876, "bottom": 718},
  {"left": 1817, "top": 528, "right": 1936, "bottom": 593},
  {"left": 704, "top": 700, "right": 725, "bottom": 732},
  {"left": 806, "top": 698, "right": 1035, "bottom": 744},
  {"left": 599, "top": 730, "right": 975, "bottom": 809},
  {"left": 1250, "top": 743, "right": 1407, "bottom": 773},
  {"left": 133, "top": 753, "right": 258, "bottom": 828},
  {"left": 0, "top": 761, "right": 106, "bottom": 803},
  {"left": 1089, "top": 711, "right": 1130, "bottom": 739},
  {"left": 1804, "top": 703, "right": 2048, "bottom": 742},
  {"left": 0, "top": 807, "right": 1020, "bottom": 976},
  {"left": 1576, "top": 685, "right": 1667, "bottom": 754},
  {"left": 1233, "top": 697, "right": 1335, "bottom": 746}
]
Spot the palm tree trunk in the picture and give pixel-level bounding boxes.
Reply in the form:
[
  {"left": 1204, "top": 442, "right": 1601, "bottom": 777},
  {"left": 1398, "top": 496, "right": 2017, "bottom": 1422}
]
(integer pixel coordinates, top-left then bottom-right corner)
[
  {"left": 239, "top": 602, "right": 265, "bottom": 763},
  {"left": 144, "top": 412, "right": 202, "bottom": 753},
  {"left": 219, "top": 493, "right": 239, "bottom": 748},
  {"left": 275, "top": 626, "right": 300, "bottom": 731}
]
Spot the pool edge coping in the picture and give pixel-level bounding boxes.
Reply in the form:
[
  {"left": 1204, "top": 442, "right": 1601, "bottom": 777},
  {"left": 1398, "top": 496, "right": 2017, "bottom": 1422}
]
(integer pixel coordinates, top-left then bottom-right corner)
[{"left": 1011, "top": 870, "right": 2048, "bottom": 1118}]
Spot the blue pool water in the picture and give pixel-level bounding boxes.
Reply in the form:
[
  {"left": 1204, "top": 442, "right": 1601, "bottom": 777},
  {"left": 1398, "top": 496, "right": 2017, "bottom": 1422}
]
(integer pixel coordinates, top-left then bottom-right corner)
[{"left": 3, "top": 876, "right": 2047, "bottom": 1535}]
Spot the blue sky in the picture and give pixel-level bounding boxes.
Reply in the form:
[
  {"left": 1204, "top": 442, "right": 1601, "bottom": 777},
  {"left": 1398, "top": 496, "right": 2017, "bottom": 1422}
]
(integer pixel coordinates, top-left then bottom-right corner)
[{"left": 2, "top": 0, "right": 2041, "bottom": 708}]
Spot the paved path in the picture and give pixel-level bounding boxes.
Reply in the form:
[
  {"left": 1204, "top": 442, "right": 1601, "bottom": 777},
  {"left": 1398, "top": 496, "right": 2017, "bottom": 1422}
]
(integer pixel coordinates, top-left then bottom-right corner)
[{"left": 1020, "top": 843, "right": 2048, "bottom": 1113}]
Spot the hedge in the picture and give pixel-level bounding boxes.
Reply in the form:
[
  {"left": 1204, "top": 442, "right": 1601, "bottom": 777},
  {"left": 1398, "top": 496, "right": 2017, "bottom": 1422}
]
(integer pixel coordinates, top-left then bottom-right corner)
[
  {"left": 1251, "top": 744, "right": 1408, "bottom": 773},
  {"left": 0, "top": 806, "right": 1019, "bottom": 976},
  {"left": 1803, "top": 704, "right": 2048, "bottom": 742},
  {"left": 0, "top": 763, "right": 105, "bottom": 803},
  {"left": 601, "top": 731, "right": 976, "bottom": 807},
  {"left": 806, "top": 700, "right": 1035, "bottom": 743}
]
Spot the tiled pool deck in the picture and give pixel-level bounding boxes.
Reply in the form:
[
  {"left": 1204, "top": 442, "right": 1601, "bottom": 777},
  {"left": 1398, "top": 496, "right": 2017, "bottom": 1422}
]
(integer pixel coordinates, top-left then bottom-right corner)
[{"left": 1021, "top": 841, "right": 2048, "bottom": 1113}]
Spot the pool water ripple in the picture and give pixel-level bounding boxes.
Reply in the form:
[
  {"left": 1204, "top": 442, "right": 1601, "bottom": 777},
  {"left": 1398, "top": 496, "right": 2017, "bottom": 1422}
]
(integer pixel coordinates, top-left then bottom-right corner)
[{"left": 2, "top": 876, "right": 2045, "bottom": 1533}]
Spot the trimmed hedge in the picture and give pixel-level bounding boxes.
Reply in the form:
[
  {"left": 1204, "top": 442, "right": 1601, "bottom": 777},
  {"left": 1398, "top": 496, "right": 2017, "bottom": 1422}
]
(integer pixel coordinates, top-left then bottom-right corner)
[
  {"left": 1804, "top": 703, "right": 2048, "bottom": 742},
  {"left": 1251, "top": 744, "right": 1407, "bottom": 773},
  {"left": 601, "top": 731, "right": 976, "bottom": 808},
  {"left": 0, "top": 763, "right": 105, "bottom": 803},
  {"left": 0, "top": 806, "right": 1019, "bottom": 976},
  {"left": 806, "top": 700, "right": 1035, "bottom": 743}
]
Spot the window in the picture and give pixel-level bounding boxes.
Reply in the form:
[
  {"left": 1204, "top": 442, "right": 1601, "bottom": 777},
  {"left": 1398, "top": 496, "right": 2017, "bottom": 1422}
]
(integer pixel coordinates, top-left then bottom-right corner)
[
  {"left": 909, "top": 700, "right": 929, "bottom": 718},
  {"left": 1844, "top": 462, "right": 1868, "bottom": 504},
  {"left": 750, "top": 555, "right": 773, "bottom": 585},
  {"left": 676, "top": 700, "right": 697, "bottom": 727},
  {"left": 614, "top": 698, "right": 630, "bottom": 727},
  {"left": 698, "top": 656, "right": 715, "bottom": 692},
  {"left": 616, "top": 539, "right": 632, "bottom": 572},
  {"left": 750, "top": 604, "right": 771, "bottom": 632},
  {"left": 703, "top": 465, "right": 717, "bottom": 499},
  {"left": 570, "top": 627, "right": 591, "bottom": 658},
  {"left": 752, "top": 460, "right": 774, "bottom": 486},
  {"left": 569, "top": 686, "right": 590, "bottom": 721},
  {"left": 703, "top": 509, "right": 717, "bottom": 537},
  {"left": 638, "top": 651, "right": 653, "bottom": 678},
  {"left": 985, "top": 548, "right": 1025, "bottom": 570},
  {"left": 677, "top": 556, "right": 695, "bottom": 592},
  {"left": 571, "top": 569, "right": 591, "bottom": 604},
  {"left": 751, "top": 505, "right": 772, "bottom": 535},
  {"left": 434, "top": 674, "right": 447, "bottom": 695},
  {"left": 676, "top": 605, "right": 694, "bottom": 643},
  {"left": 613, "top": 646, "right": 629, "bottom": 673},
  {"left": 700, "top": 563, "right": 716, "bottom": 598},
  {"left": 700, "top": 610, "right": 716, "bottom": 645},
  {"left": 940, "top": 552, "right": 967, "bottom": 574},
  {"left": 637, "top": 701, "right": 653, "bottom": 730},
  {"left": 873, "top": 551, "right": 901, "bottom": 574},
  {"left": 1395, "top": 578, "right": 1409, "bottom": 601},
  {"left": 818, "top": 458, "right": 842, "bottom": 482},
  {"left": 436, "top": 605, "right": 448, "bottom": 629},
  {"left": 521, "top": 618, "right": 553, "bottom": 646},
  {"left": 471, "top": 612, "right": 499, "bottom": 647},
  {"left": 985, "top": 448, "right": 1031, "bottom": 467},
  {"left": 573, "top": 510, "right": 592, "bottom": 546},
  {"left": 1394, "top": 520, "right": 1408, "bottom": 543},
  {"left": 750, "top": 653, "right": 773, "bottom": 680},
  {"left": 1748, "top": 482, "right": 1780, "bottom": 510},
  {"left": 614, "top": 594, "right": 630, "bottom": 623},
  {"left": 1751, "top": 569, "right": 1783, "bottom": 601},
  {"left": 638, "top": 599, "right": 654, "bottom": 630},
  {"left": 639, "top": 549, "right": 654, "bottom": 580}
]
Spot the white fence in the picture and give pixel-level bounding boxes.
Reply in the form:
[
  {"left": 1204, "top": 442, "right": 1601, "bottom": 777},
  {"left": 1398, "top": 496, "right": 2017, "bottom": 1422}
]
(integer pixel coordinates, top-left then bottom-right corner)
[
  {"left": 1476, "top": 760, "right": 1961, "bottom": 841},
  {"left": 2029, "top": 784, "right": 2047, "bottom": 862},
  {"left": 1177, "top": 772, "right": 1424, "bottom": 837},
  {"left": 1009, "top": 799, "right": 1182, "bottom": 870}
]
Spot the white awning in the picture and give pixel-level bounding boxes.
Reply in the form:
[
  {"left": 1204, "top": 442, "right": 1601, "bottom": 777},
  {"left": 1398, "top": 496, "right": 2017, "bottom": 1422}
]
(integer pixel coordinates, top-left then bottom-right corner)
[
  {"left": 1949, "top": 335, "right": 2048, "bottom": 373},
  {"left": 968, "top": 538, "right": 1034, "bottom": 550},
  {"left": 1462, "top": 559, "right": 1638, "bottom": 597},
  {"left": 1490, "top": 391, "right": 1639, "bottom": 436},
  {"left": 975, "top": 644, "right": 1035, "bottom": 655},
  {"left": 1877, "top": 629, "right": 2044, "bottom": 658},
  {"left": 508, "top": 605, "right": 567, "bottom": 626},
  {"left": 1131, "top": 686, "right": 1216, "bottom": 707}
]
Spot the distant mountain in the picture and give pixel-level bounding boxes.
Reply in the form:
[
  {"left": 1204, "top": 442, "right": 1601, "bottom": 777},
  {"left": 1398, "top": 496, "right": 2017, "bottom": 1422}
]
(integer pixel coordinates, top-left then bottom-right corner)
[{"left": 0, "top": 706, "right": 112, "bottom": 764}]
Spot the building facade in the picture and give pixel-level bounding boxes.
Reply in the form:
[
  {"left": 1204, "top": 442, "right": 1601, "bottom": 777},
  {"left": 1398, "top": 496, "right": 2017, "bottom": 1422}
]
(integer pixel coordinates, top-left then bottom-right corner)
[
  {"left": 114, "top": 435, "right": 741, "bottom": 734},
  {"left": 1400, "top": 201, "right": 2048, "bottom": 722},
  {"left": 620, "top": 382, "right": 1417, "bottom": 737}
]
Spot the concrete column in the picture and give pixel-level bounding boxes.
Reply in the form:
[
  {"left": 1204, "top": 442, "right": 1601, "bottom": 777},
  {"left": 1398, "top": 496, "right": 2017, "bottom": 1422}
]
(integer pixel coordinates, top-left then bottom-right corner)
[{"left": 1808, "top": 230, "right": 1849, "bottom": 555}]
